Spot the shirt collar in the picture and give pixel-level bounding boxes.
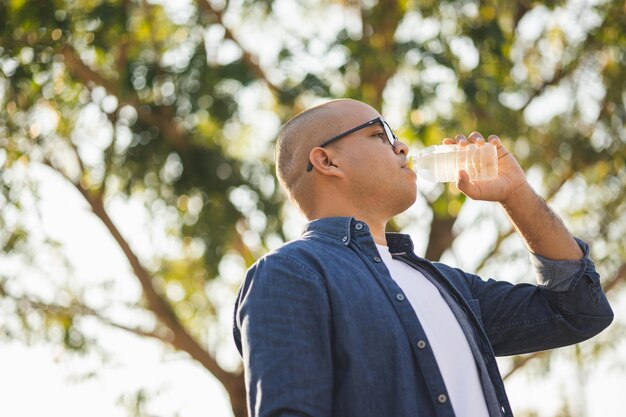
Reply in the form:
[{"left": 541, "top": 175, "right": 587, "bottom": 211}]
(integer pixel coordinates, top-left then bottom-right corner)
[{"left": 302, "top": 216, "right": 415, "bottom": 255}]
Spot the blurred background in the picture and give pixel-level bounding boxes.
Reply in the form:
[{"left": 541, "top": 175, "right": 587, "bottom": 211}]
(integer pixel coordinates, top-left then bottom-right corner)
[{"left": 0, "top": 0, "right": 625, "bottom": 416}]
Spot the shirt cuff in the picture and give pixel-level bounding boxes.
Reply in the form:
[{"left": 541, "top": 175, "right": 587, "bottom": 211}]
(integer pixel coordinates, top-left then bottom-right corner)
[{"left": 529, "top": 238, "right": 589, "bottom": 292}]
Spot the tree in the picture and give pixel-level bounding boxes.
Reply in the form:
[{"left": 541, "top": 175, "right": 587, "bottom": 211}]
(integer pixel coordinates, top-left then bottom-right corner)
[{"left": 1, "top": 1, "right": 624, "bottom": 416}]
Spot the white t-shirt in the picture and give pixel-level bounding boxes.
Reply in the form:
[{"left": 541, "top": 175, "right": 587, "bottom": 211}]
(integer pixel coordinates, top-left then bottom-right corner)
[{"left": 376, "top": 244, "right": 490, "bottom": 417}]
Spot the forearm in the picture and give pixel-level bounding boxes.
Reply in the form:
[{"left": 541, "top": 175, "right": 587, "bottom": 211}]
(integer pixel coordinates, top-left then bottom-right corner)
[{"left": 500, "top": 182, "right": 583, "bottom": 260}]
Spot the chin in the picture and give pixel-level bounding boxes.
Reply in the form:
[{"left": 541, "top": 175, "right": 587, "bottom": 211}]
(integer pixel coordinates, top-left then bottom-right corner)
[
  {"left": 390, "top": 189, "right": 417, "bottom": 216},
  {"left": 401, "top": 195, "right": 417, "bottom": 213}
]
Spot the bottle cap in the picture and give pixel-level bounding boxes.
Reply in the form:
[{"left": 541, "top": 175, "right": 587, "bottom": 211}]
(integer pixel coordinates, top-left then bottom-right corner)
[{"left": 406, "top": 155, "right": 415, "bottom": 171}]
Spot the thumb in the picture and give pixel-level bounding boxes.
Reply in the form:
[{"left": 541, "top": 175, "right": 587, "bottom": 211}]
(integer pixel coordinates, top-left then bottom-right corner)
[{"left": 456, "top": 169, "right": 471, "bottom": 193}]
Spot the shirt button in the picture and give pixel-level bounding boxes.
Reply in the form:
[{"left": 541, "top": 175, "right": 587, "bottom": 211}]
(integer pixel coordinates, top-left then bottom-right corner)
[
  {"left": 355, "top": 223, "right": 363, "bottom": 230},
  {"left": 396, "top": 293, "right": 405, "bottom": 301},
  {"left": 342, "top": 236, "right": 348, "bottom": 242},
  {"left": 373, "top": 256, "right": 382, "bottom": 263},
  {"left": 417, "top": 340, "right": 427, "bottom": 349},
  {"left": 437, "top": 394, "right": 447, "bottom": 404}
]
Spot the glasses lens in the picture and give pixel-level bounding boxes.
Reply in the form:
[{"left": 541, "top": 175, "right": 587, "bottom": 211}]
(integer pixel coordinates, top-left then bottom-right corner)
[{"left": 382, "top": 121, "right": 397, "bottom": 147}]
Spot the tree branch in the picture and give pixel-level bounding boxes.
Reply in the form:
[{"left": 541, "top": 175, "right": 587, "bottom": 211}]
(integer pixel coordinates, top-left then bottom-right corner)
[
  {"left": 40, "top": 154, "right": 237, "bottom": 387},
  {"left": 502, "top": 350, "right": 547, "bottom": 380},
  {"left": 1, "top": 283, "right": 173, "bottom": 343},
  {"left": 474, "top": 228, "right": 515, "bottom": 272},
  {"left": 139, "top": 0, "right": 165, "bottom": 80},
  {"left": 98, "top": 110, "right": 119, "bottom": 200},
  {"left": 475, "top": 169, "right": 574, "bottom": 273},
  {"left": 425, "top": 215, "right": 457, "bottom": 261},
  {"left": 358, "top": 0, "right": 403, "bottom": 109},
  {"left": 195, "top": 0, "right": 281, "bottom": 97},
  {"left": 602, "top": 262, "right": 626, "bottom": 294},
  {"left": 49, "top": 45, "right": 249, "bottom": 412},
  {"left": 61, "top": 44, "right": 190, "bottom": 153},
  {"left": 519, "top": 19, "right": 606, "bottom": 113}
]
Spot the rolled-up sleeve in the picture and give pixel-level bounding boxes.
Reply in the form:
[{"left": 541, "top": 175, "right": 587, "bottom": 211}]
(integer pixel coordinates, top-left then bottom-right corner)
[
  {"left": 233, "top": 253, "right": 333, "bottom": 417},
  {"left": 529, "top": 238, "right": 589, "bottom": 291},
  {"left": 467, "top": 238, "right": 614, "bottom": 356}
]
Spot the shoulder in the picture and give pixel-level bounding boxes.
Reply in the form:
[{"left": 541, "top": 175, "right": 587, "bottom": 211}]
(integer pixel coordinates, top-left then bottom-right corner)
[
  {"left": 428, "top": 260, "right": 480, "bottom": 295},
  {"left": 430, "top": 261, "right": 467, "bottom": 278},
  {"left": 247, "top": 238, "right": 328, "bottom": 287}
]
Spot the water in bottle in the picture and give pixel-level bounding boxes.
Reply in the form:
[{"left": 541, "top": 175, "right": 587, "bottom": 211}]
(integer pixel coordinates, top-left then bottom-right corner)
[{"left": 407, "top": 142, "right": 498, "bottom": 183}]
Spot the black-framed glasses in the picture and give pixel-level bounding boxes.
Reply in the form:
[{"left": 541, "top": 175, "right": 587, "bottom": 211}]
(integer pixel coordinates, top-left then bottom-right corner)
[{"left": 306, "top": 117, "right": 398, "bottom": 172}]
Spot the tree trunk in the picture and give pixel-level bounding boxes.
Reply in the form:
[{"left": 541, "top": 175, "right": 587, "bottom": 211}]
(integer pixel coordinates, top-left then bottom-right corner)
[
  {"left": 425, "top": 215, "right": 457, "bottom": 261},
  {"left": 223, "top": 373, "right": 247, "bottom": 417}
]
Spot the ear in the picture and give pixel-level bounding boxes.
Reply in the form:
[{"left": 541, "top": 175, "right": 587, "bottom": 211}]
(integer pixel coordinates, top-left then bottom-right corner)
[{"left": 309, "top": 147, "right": 345, "bottom": 178}]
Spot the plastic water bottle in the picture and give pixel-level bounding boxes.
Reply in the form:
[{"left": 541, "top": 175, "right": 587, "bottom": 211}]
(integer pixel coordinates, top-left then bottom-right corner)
[{"left": 407, "top": 142, "right": 498, "bottom": 183}]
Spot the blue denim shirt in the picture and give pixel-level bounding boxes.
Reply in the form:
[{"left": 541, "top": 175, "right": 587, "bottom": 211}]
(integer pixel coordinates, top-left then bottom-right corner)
[{"left": 233, "top": 217, "right": 613, "bottom": 417}]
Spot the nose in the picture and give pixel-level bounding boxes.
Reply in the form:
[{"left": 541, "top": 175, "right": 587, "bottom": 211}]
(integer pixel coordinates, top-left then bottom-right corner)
[{"left": 394, "top": 140, "right": 409, "bottom": 156}]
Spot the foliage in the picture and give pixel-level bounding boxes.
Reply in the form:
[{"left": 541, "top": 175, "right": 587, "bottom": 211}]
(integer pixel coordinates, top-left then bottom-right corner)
[{"left": 0, "top": 1, "right": 625, "bottom": 416}]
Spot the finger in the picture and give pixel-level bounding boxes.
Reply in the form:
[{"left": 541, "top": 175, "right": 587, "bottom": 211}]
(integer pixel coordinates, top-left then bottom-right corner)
[
  {"left": 456, "top": 170, "right": 479, "bottom": 199},
  {"left": 457, "top": 134, "right": 469, "bottom": 147},
  {"left": 468, "top": 131, "right": 484, "bottom": 144},
  {"left": 487, "top": 134, "right": 501, "bottom": 146},
  {"left": 487, "top": 134, "right": 509, "bottom": 158},
  {"left": 456, "top": 170, "right": 471, "bottom": 192},
  {"left": 443, "top": 137, "right": 454, "bottom": 145}
]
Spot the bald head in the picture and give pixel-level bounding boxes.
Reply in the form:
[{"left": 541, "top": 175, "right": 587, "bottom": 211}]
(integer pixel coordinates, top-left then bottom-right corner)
[{"left": 275, "top": 99, "right": 379, "bottom": 216}]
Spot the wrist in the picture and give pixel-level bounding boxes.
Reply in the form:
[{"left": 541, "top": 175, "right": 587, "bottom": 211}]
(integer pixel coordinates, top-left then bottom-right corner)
[{"left": 499, "top": 180, "right": 535, "bottom": 208}]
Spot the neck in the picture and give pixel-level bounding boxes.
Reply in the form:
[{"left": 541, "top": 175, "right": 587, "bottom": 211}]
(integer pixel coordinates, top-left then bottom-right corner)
[{"left": 364, "top": 220, "right": 388, "bottom": 246}]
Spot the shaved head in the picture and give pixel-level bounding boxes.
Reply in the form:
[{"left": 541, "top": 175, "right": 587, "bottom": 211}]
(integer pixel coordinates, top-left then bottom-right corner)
[{"left": 276, "top": 99, "right": 378, "bottom": 216}]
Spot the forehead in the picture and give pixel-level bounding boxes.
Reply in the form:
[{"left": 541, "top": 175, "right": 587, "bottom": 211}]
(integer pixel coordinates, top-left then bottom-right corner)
[
  {"left": 285, "top": 100, "right": 382, "bottom": 151},
  {"left": 327, "top": 100, "right": 381, "bottom": 129}
]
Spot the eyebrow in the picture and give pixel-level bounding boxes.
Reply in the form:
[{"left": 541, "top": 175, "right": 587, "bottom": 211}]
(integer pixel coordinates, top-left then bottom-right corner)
[
  {"left": 316, "top": 118, "right": 383, "bottom": 148},
  {"left": 367, "top": 125, "right": 385, "bottom": 133}
]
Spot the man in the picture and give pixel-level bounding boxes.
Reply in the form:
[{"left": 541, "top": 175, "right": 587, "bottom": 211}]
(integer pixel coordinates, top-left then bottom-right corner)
[{"left": 232, "top": 99, "right": 613, "bottom": 417}]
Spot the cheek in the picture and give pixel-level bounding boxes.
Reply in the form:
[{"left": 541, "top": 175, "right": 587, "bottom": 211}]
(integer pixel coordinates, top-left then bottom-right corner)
[
  {"left": 349, "top": 166, "right": 387, "bottom": 195},
  {"left": 348, "top": 148, "right": 398, "bottom": 189}
]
